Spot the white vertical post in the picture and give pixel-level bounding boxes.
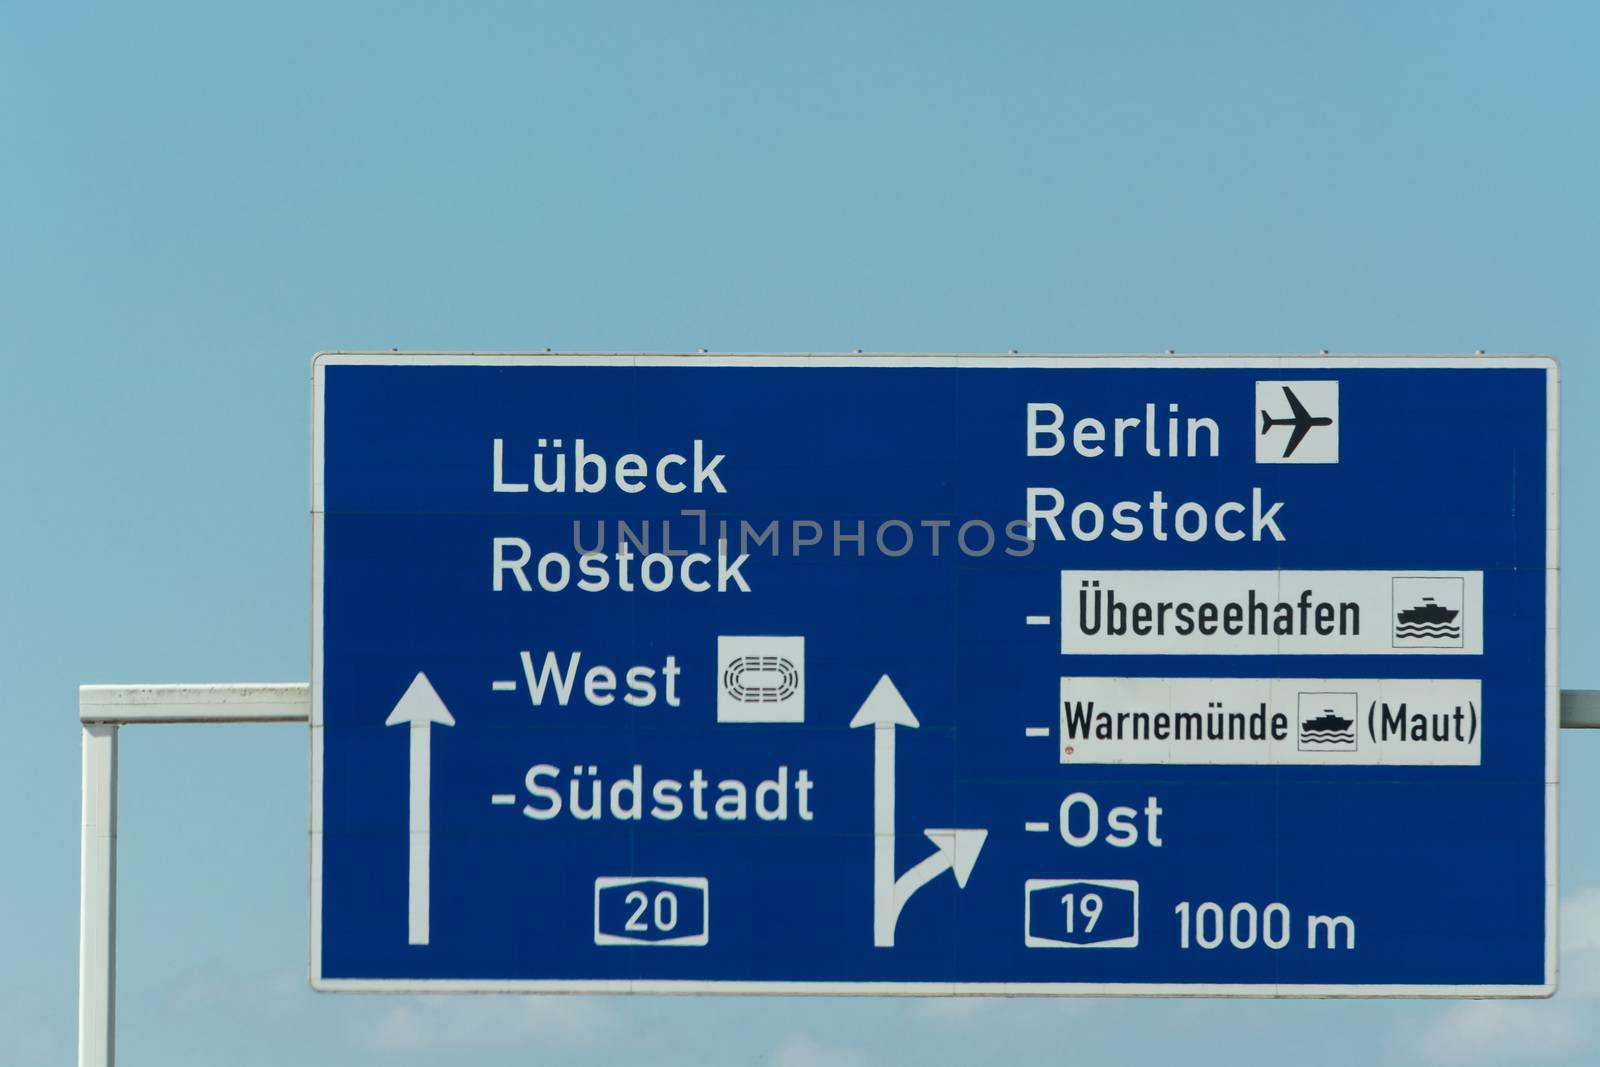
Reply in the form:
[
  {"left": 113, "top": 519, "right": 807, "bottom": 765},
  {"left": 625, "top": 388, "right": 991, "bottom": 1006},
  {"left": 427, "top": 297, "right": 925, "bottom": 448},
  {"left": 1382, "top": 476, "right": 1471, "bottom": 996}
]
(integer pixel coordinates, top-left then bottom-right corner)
[
  {"left": 79, "top": 722, "right": 118, "bottom": 1067},
  {"left": 76, "top": 683, "right": 311, "bottom": 1066}
]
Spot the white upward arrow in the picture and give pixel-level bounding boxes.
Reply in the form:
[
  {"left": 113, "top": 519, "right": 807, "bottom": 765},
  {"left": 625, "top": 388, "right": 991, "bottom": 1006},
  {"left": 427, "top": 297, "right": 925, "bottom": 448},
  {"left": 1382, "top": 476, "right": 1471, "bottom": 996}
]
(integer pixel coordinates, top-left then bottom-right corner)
[
  {"left": 850, "top": 675, "right": 988, "bottom": 947},
  {"left": 385, "top": 671, "right": 456, "bottom": 946}
]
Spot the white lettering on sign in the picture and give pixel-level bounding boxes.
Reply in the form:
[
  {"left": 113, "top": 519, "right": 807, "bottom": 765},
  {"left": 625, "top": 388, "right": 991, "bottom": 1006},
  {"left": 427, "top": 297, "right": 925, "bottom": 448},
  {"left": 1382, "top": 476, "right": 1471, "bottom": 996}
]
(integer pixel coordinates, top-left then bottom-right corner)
[
  {"left": 516, "top": 650, "right": 682, "bottom": 709},
  {"left": 1024, "top": 487, "right": 1285, "bottom": 544},
  {"left": 1026, "top": 401, "right": 1222, "bottom": 460},
  {"left": 492, "top": 538, "right": 751, "bottom": 594},
  {"left": 493, "top": 438, "right": 727, "bottom": 495},
  {"left": 518, "top": 763, "right": 815, "bottom": 824},
  {"left": 1022, "top": 398, "right": 1297, "bottom": 544}
]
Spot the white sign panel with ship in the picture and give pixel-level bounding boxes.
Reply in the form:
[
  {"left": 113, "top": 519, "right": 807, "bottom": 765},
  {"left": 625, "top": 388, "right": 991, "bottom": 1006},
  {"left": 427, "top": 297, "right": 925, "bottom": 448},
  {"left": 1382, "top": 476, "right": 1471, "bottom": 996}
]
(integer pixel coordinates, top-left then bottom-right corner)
[
  {"left": 1392, "top": 576, "right": 1466, "bottom": 649},
  {"left": 1060, "top": 570, "right": 1484, "bottom": 655},
  {"left": 1057, "top": 677, "right": 1482, "bottom": 766}
]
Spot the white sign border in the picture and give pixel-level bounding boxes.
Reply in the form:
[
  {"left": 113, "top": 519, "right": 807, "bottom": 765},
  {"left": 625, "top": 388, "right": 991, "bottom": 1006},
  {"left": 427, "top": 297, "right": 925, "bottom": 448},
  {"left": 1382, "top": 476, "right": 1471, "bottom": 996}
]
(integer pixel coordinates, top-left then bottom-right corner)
[{"left": 309, "top": 352, "right": 1559, "bottom": 998}]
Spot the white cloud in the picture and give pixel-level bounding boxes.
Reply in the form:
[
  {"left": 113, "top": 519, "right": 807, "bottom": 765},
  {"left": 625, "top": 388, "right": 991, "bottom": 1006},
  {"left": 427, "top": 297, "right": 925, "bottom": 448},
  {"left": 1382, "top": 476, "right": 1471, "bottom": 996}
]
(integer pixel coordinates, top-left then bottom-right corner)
[
  {"left": 1393, "top": 1000, "right": 1585, "bottom": 1066},
  {"left": 161, "top": 966, "right": 628, "bottom": 1058},
  {"left": 905, "top": 995, "right": 1082, "bottom": 1026},
  {"left": 166, "top": 966, "right": 305, "bottom": 1017},
  {"left": 0, "top": 990, "right": 59, "bottom": 1061},
  {"left": 906, "top": 997, "right": 990, "bottom": 1023},
  {"left": 1561, "top": 888, "right": 1600, "bottom": 954},
  {"left": 1559, "top": 888, "right": 1600, "bottom": 998},
  {"left": 767, "top": 1033, "right": 873, "bottom": 1067},
  {"left": 348, "top": 995, "right": 621, "bottom": 1055},
  {"left": 1388, "top": 885, "right": 1600, "bottom": 1065}
]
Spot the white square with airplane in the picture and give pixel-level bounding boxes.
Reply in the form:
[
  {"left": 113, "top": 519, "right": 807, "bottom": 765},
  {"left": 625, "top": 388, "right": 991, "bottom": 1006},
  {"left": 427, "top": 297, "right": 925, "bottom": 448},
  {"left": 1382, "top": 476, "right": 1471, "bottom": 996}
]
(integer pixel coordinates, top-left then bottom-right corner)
[{"left": 1255, "top": 380, "right": 1339, "bottom": 464}]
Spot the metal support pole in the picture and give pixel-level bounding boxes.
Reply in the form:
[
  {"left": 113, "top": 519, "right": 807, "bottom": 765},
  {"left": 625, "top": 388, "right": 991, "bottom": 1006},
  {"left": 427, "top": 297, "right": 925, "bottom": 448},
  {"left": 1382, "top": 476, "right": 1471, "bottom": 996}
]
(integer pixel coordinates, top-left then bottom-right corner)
[
  {"left": 76, "top": 684, "right": 309, "bottom": 1067},
  {"left": 1565, "top": 690, "right": 1600, "bottom": 729},
  {"left": 79, "top": 723, "right": 117, "bottom": 1067}
]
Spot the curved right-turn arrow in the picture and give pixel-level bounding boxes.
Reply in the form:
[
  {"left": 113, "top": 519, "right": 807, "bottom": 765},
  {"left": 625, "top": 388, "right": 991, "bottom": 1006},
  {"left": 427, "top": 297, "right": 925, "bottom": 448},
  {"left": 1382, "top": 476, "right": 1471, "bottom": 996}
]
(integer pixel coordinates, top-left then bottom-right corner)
[{"left": 850, "top": 675, "right": 988, "bottom": 947}]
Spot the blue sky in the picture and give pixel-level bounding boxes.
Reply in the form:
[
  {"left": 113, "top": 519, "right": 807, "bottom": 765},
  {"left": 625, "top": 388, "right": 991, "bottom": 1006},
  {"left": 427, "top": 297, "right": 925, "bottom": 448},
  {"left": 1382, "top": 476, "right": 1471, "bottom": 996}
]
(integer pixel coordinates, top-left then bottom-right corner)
[{"left": 3, "top": 2, "right": 1598, "bottom": 1064}]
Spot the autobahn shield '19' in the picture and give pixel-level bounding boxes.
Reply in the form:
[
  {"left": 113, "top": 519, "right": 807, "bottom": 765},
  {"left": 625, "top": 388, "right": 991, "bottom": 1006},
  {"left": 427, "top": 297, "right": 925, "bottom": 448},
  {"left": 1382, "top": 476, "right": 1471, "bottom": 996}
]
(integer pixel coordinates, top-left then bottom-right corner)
[{"left": 311, "top": 353, "right": 1557, "bottom": 996}]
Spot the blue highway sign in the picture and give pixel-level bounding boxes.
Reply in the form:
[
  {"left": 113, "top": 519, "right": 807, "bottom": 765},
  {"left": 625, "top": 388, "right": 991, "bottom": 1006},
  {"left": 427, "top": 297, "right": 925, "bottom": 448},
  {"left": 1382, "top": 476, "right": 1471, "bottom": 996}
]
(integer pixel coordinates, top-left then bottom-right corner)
[{"left": 311, "top": 354, "right": 1557, "bottom": 995}]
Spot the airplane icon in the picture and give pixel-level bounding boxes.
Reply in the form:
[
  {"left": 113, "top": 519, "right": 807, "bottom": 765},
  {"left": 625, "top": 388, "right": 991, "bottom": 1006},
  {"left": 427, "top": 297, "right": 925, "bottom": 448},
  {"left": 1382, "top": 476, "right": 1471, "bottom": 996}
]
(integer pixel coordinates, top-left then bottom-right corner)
[{"left": 1259, "top": 385, "right": 1334, "bottom": 459}]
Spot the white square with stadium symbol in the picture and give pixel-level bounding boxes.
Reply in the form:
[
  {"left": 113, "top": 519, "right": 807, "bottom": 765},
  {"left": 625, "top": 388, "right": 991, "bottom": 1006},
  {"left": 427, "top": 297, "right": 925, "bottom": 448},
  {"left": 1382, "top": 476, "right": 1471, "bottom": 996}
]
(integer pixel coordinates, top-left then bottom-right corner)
[{"left": 716, "top": 636, "right": 805, "bottom": 723}]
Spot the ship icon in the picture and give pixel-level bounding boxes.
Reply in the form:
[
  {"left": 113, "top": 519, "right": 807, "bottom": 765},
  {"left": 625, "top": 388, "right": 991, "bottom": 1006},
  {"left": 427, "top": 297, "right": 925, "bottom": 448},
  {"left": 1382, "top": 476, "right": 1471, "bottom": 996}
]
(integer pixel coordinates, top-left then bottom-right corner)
[
  {"left": 1396, "top": 598, "right": 1460, "bottom": 626},
  {"left": 1392, "top": 576, "right": 1467, "bottom": 648},
  {"left": 1395, "top": 597, "right": 1463, "bottom": 641},
  {"left": 1299, "top": 710, "right": 1357, "bottom": 748},
  {"left": 1297, "top": 693, "right": 1358, "bottom": 751},
  {"left": 1301, "top": 711, "right": 1355, "bottom": 734}
]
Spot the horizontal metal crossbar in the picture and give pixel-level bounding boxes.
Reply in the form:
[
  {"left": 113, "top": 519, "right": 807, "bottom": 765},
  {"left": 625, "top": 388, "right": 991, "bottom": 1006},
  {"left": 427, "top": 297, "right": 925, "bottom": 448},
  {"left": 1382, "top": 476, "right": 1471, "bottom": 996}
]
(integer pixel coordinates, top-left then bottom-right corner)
[
  {"left": 78, "top": 684, "right": 310, "bottom": 724},
  {"left": 1565, "top": 689, "right": 1600, "bottom": 729},
  {"left": 77, "top": 684, "right": 1600, "bottom": 728}
]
